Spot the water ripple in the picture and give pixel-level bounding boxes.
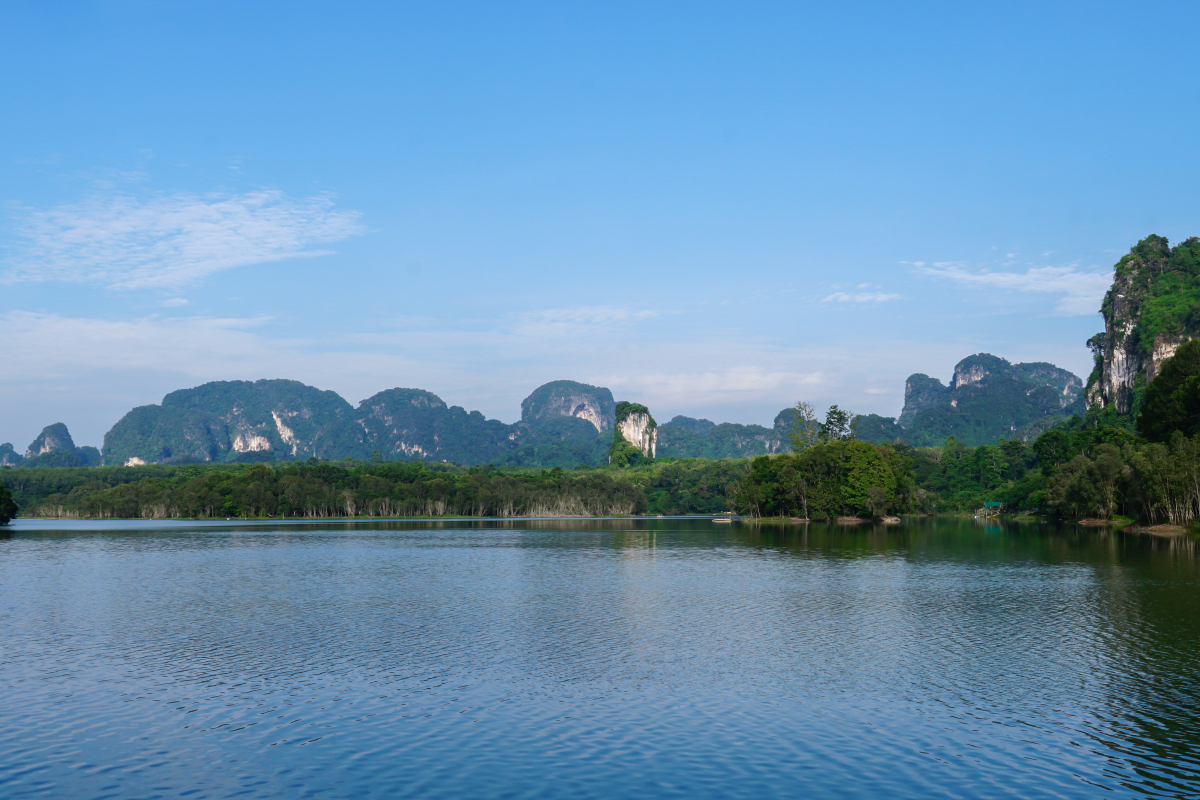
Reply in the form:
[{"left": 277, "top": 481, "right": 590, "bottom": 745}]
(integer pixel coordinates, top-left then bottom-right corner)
[{"left": 2, "top": 518, "right": 1200, "bottom": 798}]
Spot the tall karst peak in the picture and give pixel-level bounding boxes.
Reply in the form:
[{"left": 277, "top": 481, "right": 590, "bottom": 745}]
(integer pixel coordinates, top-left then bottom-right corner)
[
  {"left": 611, "top": 401, "right": 657, "bottom": 461},
  {"left": 899, "top": 374, "right": 949, "bottom": 428},
  {"left": 0, "top": 442, "right": 25, "bottom": 467},
  {"left": 26, "top": 423, "right": 76, "bottom": 459},
  {"left": 950, "top": 354, "right": 1012, "bottom": 390},
  {"left": 520, "top": 380, "right": 615, "bottom": 433},
  {"left": 1087, "top": 234, "right": 1200, "bottom": 414}
]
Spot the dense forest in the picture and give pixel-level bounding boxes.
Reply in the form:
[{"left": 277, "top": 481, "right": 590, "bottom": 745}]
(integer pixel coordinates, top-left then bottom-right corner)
[{"left": 0, "top": 458, "right": 753, "bottom": 521}]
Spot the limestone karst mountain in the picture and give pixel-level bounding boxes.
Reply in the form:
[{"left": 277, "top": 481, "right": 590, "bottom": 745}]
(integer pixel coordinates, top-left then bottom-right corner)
[
  {"left": 102, "top": 380, "right": 354, "bottom": 466},
  {"left": 855, "top": 354, "right": 1085, "bottom": 447},
  {"left": 519, "top": 380, "right": 615, "bottom": 433},
  {"left": 26, "top": 422, "right": 76, "bottom": 458},
  {"left": 0, "top": 443, "right": 24, "bottom": 467},
  {"left": 608, "top": 402, "right": 657, "bottom": 466},
  {"left": 18, "top": 423, "right": 100, "bottom": 468},
  {"left": 324, "top": 387, "right": 517, "bottom": 465},
  {"left": 1085, "top": 234, "right": 1200, "bottom": 415}
]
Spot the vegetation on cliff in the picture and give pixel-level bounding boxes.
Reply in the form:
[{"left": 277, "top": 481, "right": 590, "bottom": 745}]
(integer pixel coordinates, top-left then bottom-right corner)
[
  {"left": 15, "top": 424, "right": 101, "bottom": 469},
  {"left": 1138, "top": 339, "right": 1200, "bottom": 441},
  {"left": 1087, "top": 234, "right": 1200, "bottom": 416},
  {"left": 608, "top": 401, "right": 657, "bottom": 467}
]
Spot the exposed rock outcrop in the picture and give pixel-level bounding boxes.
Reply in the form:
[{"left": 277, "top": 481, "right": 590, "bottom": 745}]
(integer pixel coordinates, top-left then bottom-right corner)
[
  {"left": 18, "top": 424, "right": 99, "bottom": 468},
  {"left": 1086, "top": 235, "right": 1200, "bottom": 413},
  {"left": 26, "top": 422, "right": 76, "bottom": 458},
  {"left": 609, "top": 401, "right": 657, "bottom": 464},
  {"left": 0, "top": 443, "right": 23, "bottom": 467},
  {"left": 1146, "top": 333, "right": 1187, "bottom": 385},
  {"left": 617, "top": 413, "right": 656, "bottom": 458},
  {"left": 102, "top": 379, "right": 354, "bottom": 465},
  {"left": 520, "top": 380, "right": 615, "bottom": 433}
]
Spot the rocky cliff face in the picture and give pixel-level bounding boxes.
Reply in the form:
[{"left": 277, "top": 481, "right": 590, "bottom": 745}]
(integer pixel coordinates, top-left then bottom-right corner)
[
  {"left": 950, "top": 353, "right": 1011, "bottom": 391},
  {"left": 617, "top": 412, "right": 656, "bottom": 457},
  {"left": 17, "top": 424, "right": 99, "bottom": 468},
  {"left": 102, "top": 380, "right": 353, "bottom": 465},
  {"left": 520, "top": 380, "right": 615, "bottom": 433},
  {"left": 899, "top": 374, "right": 950, "bottom": 428},
  {"left": 609, "top": 401, "right": 657, "bottom": 463},
  {"left": 0, "top": 443, "right": 23, "bottom": 467},
  {"left": 1085, "top": 235, "right": 1200, "bottom": 414},
  {"left": 26, "top": 423, "right": 76, "bottom": 458},
  {"left": 1086, "top": 238, "right": 1161, "bottom": 412}
]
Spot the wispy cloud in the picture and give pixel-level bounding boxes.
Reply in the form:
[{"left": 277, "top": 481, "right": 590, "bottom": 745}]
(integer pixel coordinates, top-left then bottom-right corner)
[
  {"left": 511, "top": 305, "right": 663, "bottom": 338},
  {"left": 5, "top": 190, "right": 365, "bottom": 289},
  {"left": 822, "top": 291, "right": 900, "bottom": 303},
  {"left": 916, "top": 262, "right": 1109, "bottom": 315}
]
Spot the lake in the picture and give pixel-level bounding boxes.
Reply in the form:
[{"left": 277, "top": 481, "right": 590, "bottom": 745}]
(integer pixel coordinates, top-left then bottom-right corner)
[{"left": 2, "top": 517, "right": 1199, "bottom": 799}]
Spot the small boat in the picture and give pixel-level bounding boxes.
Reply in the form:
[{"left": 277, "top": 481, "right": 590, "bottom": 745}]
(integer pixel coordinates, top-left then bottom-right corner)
[{"left": 712, "top": 517, "right": 733, "bottom": 523}]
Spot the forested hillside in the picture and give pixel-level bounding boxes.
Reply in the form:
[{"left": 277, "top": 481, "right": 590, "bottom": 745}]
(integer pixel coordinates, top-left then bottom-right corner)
[{"left": 657, "top": 412, "right": 792, "bottom": 459}]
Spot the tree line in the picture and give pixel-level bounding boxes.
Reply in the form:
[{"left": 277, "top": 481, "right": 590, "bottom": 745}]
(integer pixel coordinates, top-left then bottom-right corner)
[{"left": 0, "top": 458, "right": 759, "bottom": 521}]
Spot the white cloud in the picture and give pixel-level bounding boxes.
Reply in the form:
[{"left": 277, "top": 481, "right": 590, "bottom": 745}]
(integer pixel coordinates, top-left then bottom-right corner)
[
  {"left": 822, "top": 291, "right": 901, "bottom": 303},
  {"left": 511, "top": 305, "right": 662, "bottom": 338},
  {"left": 916, "top": 263, "right": 1109, "bottom": 315},
  {"left": 162, "top": 297, "right": 189, "bottom": 307},
  {"left": 5, "top": 189, "right": 365, "bottom": 289}
]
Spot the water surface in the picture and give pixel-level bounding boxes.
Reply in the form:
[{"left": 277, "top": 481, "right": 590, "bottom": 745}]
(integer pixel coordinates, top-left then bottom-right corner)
[{"left": 2, "top": 517, "right": 1199, "bottom": 798}]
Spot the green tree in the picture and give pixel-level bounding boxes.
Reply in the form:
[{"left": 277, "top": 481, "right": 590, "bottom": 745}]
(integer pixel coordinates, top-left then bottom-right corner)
[
  {"left": 789, "top": 401, "right": 821, "bottom": 452},
  {"left": 839, "top": 440, "right": 896, "bottom": 513},
  {"left": 821, "top": 405, "right": 858, "bottom": 443},
  {"left": 1033, "top": 429, "right": 1070, "bottom": 472},
  {"left": 0, "top": 483, "right": 17, "bottom": 524},
  {"left": 1139, "top": 339, "right": 1200, "bottom": 441}
]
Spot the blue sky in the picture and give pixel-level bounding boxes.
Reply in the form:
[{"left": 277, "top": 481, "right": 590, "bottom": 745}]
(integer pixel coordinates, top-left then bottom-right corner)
[{"left": 3, "top": 1, "right": 1200, "bottom": 448}]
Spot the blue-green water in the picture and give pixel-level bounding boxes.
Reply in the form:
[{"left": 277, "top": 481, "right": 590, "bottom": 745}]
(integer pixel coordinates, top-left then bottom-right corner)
[{"left": 2, "top": 517, "right": 1199, "bottom": 798}]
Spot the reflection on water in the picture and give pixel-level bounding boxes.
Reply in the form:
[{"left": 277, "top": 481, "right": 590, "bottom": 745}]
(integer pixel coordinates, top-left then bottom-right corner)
[{"left": 2, "top": 517, "right": 1200, "bottom": 798}]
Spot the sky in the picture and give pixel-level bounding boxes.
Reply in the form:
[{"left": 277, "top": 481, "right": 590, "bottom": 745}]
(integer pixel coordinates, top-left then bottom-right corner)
[{"left": 3, "top": 0, "right": 1200, "bottom": 449}]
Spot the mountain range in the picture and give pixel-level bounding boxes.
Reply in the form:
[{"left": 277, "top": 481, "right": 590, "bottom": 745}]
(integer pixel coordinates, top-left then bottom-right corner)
[{"left": 3, "top": 355, "right": 1085, "bottom": 468}]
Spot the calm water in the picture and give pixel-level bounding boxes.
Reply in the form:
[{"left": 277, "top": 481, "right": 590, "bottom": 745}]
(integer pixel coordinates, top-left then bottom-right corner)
[{"left": 2, "top": 517, "right": 1200, "bottom": 799}]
